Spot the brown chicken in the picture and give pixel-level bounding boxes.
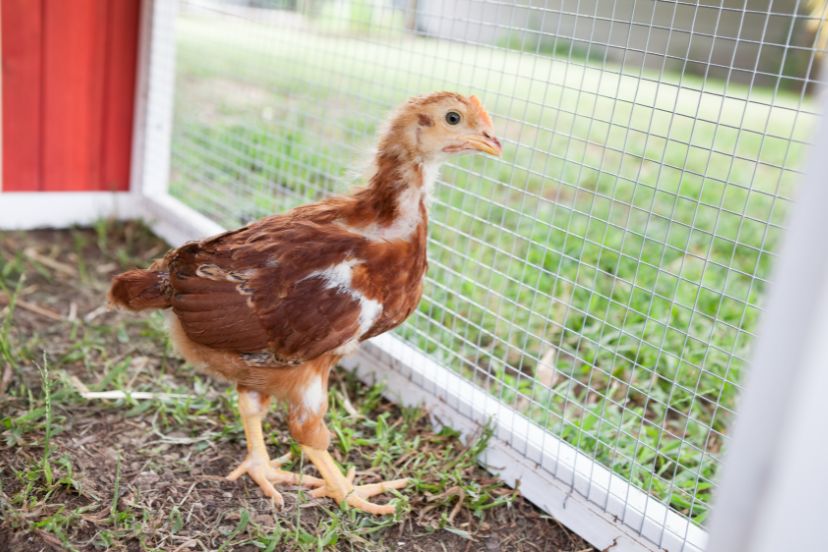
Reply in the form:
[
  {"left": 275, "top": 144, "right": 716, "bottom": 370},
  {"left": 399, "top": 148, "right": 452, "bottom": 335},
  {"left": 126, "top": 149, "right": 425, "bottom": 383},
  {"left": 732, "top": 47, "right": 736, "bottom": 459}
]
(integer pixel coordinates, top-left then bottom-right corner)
[{"left": 109, "top": 92, "right": 501, "bottom": 515}]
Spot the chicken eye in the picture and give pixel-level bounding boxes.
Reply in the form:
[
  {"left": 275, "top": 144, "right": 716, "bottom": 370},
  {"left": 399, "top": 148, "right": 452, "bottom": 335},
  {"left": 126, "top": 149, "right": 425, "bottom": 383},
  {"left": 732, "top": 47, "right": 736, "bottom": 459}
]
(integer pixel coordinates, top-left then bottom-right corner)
[{"left": 445, "top": 111, "right": 462, "bottom": 125}]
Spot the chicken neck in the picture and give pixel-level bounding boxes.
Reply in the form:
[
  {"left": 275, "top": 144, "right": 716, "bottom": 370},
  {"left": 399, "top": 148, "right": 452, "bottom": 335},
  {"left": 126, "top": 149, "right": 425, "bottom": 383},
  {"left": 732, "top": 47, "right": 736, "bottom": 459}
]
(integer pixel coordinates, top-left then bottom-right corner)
[{"left": 341, "top": 146, "right": 437, "bottom": 244}]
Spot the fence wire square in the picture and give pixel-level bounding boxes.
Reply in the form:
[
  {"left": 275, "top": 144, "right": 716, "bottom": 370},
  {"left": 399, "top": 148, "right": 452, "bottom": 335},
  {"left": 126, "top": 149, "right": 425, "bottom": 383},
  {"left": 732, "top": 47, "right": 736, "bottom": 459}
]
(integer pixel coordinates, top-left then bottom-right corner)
[{"left": 164, "top": 0, "right": 826, "bottom": 546}]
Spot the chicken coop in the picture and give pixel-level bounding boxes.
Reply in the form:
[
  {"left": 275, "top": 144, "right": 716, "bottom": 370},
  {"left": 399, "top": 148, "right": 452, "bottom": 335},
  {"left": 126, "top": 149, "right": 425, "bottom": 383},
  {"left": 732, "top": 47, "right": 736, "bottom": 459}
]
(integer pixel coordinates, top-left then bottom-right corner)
[{"left": 2, "top": 0, "right": 828, "bottom": 550}]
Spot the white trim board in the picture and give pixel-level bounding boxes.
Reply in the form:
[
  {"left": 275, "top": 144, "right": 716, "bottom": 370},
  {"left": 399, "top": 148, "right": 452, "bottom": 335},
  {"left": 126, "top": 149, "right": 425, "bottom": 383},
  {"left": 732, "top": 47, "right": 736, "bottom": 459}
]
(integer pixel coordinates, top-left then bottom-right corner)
[
  {"left": 0, "top": 192, "right": 143, "bottom": 229},
  {"left": 129, "top": 0, "right": 178, "bottom": 199},
  {"left": 141, "top": 193, "right": 224, "bottom": 245}
]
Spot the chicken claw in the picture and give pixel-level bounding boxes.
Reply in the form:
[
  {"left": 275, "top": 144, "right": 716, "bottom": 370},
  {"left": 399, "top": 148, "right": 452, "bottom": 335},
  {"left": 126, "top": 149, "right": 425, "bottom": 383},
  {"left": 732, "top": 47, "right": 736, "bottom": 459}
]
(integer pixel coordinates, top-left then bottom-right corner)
[
  {"left": 227, "top": 452, "right": 323, "bottom": 507},
  {"left": 302, "top": 446, "right": 409, "bottom": 515}
]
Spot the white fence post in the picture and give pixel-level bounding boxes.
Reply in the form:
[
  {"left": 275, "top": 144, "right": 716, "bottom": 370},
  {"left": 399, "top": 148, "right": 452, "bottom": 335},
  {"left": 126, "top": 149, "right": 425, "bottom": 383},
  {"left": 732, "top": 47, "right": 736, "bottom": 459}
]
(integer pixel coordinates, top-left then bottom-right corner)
[
  {"left": 131, "top": 0, "right": 178, "bottom": 201},
  {"left": 706, "top": 75, "right": 828, "bottom": 551},
  {"left": 130, "top": 0, "right": 223, "bottom": 245}
]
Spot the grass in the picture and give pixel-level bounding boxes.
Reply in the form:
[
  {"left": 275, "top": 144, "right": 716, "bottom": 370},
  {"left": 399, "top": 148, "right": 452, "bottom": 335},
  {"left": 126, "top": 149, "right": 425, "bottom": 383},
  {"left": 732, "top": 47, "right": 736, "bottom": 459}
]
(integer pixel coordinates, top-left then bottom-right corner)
[
  {"left": 167, "top": 7, "right": 819, "bottom": 523},
  {"left": 0, "top": 223, "right": 590, "bottom": 551}
]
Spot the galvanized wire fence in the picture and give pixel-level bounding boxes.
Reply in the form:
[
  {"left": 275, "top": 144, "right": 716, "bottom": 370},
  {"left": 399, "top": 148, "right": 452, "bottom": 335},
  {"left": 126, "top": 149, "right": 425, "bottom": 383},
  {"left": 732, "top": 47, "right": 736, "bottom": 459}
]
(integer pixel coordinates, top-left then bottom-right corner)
[{"left": 164, "top": 0, "right": 826, "bottom": 548}]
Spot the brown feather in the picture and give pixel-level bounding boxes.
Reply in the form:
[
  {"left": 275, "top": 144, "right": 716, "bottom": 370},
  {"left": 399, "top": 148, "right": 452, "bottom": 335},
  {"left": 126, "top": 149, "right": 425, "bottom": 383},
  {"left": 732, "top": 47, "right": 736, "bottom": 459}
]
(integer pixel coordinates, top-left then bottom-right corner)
[{"left": 108, "top": 269, "right": 171, "bottom": 310}]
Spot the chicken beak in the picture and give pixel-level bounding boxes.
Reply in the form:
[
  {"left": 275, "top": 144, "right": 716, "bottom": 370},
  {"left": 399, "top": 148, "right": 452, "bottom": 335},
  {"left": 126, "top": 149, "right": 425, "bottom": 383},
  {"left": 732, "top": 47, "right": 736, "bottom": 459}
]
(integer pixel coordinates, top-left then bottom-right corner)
[{"left": 465, "top": 132, "right": 502, "bottom": 157}]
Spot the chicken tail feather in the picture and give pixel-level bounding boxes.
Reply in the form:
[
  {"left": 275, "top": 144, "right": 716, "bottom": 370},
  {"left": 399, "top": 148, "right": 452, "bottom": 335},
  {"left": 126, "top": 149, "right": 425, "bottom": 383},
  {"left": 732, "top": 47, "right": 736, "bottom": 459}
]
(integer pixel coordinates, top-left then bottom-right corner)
[{"left": 108, "top": 269, "right": 171, "bottom": 311}]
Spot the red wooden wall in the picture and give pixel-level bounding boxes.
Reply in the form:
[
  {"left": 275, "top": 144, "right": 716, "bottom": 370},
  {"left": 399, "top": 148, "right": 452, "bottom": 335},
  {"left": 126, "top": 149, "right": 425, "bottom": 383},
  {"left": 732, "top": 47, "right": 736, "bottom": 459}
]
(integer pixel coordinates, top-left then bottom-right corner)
[{"left": 2, "top": 0, "right": 141, "bottom": 192}]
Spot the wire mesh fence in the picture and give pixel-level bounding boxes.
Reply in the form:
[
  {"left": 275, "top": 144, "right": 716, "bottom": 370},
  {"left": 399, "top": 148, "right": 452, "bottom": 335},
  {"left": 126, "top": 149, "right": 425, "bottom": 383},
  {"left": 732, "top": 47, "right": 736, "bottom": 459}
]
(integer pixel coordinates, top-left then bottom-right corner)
[{"left": 164, "top": 0, "right": 827, "bottom": 547}]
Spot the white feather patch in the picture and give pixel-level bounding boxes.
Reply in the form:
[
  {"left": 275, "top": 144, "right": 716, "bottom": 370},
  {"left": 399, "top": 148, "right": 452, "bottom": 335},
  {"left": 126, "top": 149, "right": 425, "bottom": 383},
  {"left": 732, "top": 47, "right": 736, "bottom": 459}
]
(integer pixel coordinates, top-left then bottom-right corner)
[
  {"left": 302, "top": 375, "right": 325, "bottom": 414},
  {"left": 332, "top": 340, "right": 360, "bottom": 356},
  {"left": 420, "top": 160, "right": 442, "bottom": 197},
  {"left": 311, "top": 260, "right": 356, "bottom": 290},
  {"left": 303, "top": 260, "right": 383, "bottom": 342},
  {"left": 240, "top": 390, "right": 266, "bottom": 416},
  {"left": 354, "top": 185, "right": 424, "bottom": 242},
  {"left": 358, "top": 298, "right": 382, "bottom": 333}
]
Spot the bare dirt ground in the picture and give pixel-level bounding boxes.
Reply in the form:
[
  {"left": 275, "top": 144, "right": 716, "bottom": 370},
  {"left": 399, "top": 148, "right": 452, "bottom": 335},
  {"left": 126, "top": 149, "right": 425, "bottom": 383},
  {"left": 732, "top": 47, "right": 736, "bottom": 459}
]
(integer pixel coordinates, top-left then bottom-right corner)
[{"left": 0, "top": 222, "right": 594, "bottom": 551}]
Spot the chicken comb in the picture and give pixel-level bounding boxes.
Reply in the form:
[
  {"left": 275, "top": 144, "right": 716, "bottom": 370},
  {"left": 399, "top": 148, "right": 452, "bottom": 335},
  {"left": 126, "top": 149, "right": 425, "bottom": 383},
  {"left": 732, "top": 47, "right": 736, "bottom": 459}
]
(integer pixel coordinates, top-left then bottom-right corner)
[{"left": 469, "top": 95, "right": 493, "bottom": 127}]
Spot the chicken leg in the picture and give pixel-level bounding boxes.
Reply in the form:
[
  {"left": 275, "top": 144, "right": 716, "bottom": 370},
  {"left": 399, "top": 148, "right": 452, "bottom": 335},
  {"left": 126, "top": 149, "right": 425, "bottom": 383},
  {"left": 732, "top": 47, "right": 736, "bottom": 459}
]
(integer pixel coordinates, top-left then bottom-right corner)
[
  {"left": 226, "top": 389, "right": 322, "bottom": 506},
  {"left": 302, "top": 445, "right": 409, "bottom": 515}
]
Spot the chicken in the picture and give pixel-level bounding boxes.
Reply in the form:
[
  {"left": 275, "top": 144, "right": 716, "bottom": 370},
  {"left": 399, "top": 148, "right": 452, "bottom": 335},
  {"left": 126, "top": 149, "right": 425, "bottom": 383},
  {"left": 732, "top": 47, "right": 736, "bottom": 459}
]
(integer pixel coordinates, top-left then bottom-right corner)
[{"left": 108, "top": 92, "right": 501, "bottom": 515}]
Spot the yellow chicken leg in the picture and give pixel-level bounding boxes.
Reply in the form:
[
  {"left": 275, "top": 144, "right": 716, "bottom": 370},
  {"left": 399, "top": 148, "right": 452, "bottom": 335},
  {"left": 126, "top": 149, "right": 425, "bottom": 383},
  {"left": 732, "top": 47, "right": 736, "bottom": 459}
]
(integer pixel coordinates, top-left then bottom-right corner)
[
  {"left": 301, "top": 445, "right": 409, "bottom": 515},
  {"left": 227, "top": 389, "right": 322, "bottom": 506}
]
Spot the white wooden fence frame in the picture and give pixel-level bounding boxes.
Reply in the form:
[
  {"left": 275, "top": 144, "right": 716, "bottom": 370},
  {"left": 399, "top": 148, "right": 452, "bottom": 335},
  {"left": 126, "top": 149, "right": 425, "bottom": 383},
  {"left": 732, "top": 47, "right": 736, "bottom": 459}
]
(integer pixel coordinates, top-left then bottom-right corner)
[{"left": 1, "top": 1, "right": 826, "bottom": 551}]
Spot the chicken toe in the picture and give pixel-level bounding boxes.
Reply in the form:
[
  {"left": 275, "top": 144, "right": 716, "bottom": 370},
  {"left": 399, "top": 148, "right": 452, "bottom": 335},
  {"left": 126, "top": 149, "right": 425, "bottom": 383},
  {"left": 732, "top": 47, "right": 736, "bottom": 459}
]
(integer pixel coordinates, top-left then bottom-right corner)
[
  {"left": 302, "top": 446, "right": 409, "bottom": 515},
  {"left": 227, "top": 452, "right": 323, "bottom": 507}
]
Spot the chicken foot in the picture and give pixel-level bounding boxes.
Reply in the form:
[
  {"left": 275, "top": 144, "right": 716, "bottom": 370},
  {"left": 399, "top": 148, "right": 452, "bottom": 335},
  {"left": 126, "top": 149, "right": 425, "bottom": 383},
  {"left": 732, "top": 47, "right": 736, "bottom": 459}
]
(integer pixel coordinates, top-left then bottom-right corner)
[
  {"left": 227, "top": 389, "right": 322, "bottom": 506},
  {"left": 301, "top": 445, "right": 409, "bottom": 515}
]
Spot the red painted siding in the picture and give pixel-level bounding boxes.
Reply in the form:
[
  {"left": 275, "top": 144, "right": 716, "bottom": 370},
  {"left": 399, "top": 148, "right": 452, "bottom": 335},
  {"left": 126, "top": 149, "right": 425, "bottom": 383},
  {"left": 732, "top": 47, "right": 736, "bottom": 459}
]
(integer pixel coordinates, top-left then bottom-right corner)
[
  {"left": 2, "top": 0, "right": 43, "bottom": 189},
  {"left": 2, "top": 0, "right": 141, "bottom": 192},
  {"left": 103, "top": 1, "right": 142, "bottom": 192}
]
